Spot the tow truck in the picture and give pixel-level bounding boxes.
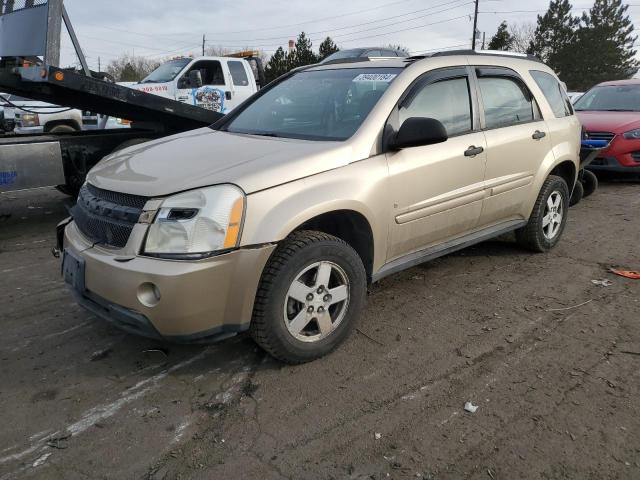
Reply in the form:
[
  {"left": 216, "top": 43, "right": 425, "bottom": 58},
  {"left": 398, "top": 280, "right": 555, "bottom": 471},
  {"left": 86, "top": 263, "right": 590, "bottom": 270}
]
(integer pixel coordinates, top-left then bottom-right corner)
[{"left": 0, "top": 0, "right": 264, "bottom": 194}]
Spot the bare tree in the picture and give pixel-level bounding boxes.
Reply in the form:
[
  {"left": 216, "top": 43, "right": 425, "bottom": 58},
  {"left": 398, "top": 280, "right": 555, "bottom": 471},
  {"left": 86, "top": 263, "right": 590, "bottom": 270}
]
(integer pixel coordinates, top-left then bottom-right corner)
[
  {"left": 105, "top": 54, "right": 161, "bottom": 82},
  {"left": 510, "top": 22, "right": 536, "bottom": 53}
]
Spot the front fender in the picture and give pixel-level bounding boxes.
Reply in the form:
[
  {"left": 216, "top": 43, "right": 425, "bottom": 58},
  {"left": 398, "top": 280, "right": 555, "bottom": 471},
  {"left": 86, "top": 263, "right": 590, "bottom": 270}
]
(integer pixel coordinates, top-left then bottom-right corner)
[{"left": 240, "top": 156, "right": 390, "bottom": 272}]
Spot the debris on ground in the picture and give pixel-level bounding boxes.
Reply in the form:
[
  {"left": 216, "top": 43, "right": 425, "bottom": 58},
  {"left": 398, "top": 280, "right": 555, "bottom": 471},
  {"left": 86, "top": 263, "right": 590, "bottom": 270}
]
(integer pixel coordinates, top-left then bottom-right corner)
[
  {"left": 375, "top": 432, "right": 382, "bottom": 440},
  {"left": 464, "top": 402, "right": 479, "bottom": 413},
  {"left": 610, "top": 268, "right": 640, "bottom": 280},
  {"left": 546, "top": 299, "right": 593, "bottom": 312},
  {"left": 90, "top": 348, "right": 113, "bottom": 361},
  {"left": 591, "top": 279, "right": 613, "bottom": 287},
  {"left": 46, "top": 433, "right": 71, "bottom": 450}
]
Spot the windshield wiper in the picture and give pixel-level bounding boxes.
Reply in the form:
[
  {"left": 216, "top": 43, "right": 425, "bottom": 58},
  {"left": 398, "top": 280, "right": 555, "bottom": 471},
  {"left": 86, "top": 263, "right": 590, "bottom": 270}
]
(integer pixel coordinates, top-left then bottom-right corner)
[{"left": 246, "top": 132, "right": 284, "bottom": 138}]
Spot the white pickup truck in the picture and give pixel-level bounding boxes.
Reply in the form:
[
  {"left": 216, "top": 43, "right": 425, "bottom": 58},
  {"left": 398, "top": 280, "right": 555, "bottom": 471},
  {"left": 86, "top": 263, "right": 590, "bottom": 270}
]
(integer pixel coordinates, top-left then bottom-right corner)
[
  {"left": 3, "top": 94, "right": 83, "bottom": 134},
  {"left": 132, "top": 56, "right": 260, "bottom": 114}
]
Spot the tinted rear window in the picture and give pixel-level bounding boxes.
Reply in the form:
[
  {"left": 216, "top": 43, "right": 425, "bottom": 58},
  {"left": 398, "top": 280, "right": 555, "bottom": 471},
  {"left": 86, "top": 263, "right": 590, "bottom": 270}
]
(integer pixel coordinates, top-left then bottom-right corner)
[
  {"left": 478, "top": 77, "right": 535, "bottom": 129},
  {"left": 530, "top": 70, "right": 572, "bottom": 118},
  {"left": 228, "top": 61, "right": 249, "bottom": 86}
]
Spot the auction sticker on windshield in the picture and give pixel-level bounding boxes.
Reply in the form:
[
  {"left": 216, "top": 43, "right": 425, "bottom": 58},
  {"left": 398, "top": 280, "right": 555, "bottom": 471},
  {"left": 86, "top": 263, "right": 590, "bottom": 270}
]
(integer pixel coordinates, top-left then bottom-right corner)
[{"left": 353, "top": 73, "right": 397, "bottom": 82}]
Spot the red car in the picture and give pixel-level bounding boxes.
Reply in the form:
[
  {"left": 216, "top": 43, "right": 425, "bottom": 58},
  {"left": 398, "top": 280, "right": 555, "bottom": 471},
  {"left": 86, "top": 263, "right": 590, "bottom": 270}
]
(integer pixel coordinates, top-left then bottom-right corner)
[{"left": 574, "top": 79, "right": 640, "bottom": 173}]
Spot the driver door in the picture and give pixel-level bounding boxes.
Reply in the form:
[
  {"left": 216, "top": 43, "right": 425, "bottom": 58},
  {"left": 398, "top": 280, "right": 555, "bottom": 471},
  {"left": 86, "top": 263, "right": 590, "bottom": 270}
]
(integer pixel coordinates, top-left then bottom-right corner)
[
  {"left": 178, "top": 60, "right": 228, "bottom": 113},
  {"left": 386, "top": 67, "right": 487, "bottom": 261}
]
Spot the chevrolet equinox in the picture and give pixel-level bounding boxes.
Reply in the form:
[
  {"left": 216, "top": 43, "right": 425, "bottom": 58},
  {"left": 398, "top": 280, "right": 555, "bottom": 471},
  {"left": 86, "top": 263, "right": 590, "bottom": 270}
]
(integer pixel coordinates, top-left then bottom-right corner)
[{"left": 59, "top": 51, "right": 582, "bottom": 363}]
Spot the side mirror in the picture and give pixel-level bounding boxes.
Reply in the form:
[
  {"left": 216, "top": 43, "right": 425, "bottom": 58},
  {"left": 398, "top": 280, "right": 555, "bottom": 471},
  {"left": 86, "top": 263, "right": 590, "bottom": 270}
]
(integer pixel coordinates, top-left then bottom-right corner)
[
  {"left": 188, "top": 70, "right": 203, "bottom": 88},
  {"left": 389, "top": 117, "right": 448, "bottom": 150}
]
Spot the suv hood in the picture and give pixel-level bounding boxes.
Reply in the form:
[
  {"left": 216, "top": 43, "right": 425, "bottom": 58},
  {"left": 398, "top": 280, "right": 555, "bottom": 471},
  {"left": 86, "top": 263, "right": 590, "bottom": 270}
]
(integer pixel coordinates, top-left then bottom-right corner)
[
  {"left": 576, "top": 110, "right": 640, "bottom": 134},
  {"left": 88, "top": 128, "right": 353, "bottom": 197}
]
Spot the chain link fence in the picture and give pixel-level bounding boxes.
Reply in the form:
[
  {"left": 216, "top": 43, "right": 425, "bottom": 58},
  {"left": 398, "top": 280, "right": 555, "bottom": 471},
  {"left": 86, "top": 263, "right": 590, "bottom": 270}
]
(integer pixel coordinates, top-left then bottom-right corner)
[{"left": 0, "top": 0, "right": 47, "bottom": 16}]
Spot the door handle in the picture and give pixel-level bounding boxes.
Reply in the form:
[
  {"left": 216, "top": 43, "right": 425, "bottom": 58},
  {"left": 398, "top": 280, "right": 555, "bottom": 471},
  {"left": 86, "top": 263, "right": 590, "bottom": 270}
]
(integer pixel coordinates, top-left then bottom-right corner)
[
  {"left": 464, "top": 146, "right": 484, "bottom": 157},
  {"left": 532, "top": 130, "right": 546, "bottom": 140}
]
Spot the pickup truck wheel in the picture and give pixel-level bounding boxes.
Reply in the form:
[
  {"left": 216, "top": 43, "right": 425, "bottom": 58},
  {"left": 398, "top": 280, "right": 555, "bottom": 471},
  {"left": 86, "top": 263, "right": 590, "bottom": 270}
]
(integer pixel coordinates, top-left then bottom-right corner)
[
  {"left": 516, "top": 175, "right": 569, "bottom": 253},
  {"left": 250, "top": 230, "right": 367, "bottom": 364},
  {"left": 48, "top": 124, "right": 76, "bottom": 133},
  {"left": 581, "top": 169, "right": 598, "bottom": 198}
]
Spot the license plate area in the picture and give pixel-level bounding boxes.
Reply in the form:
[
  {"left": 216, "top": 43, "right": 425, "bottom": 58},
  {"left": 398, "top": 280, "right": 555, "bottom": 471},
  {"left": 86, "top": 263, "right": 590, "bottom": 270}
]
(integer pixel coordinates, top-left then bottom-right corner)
[{"left": 62, "top": 249, "right": 86, "bottom": 294}]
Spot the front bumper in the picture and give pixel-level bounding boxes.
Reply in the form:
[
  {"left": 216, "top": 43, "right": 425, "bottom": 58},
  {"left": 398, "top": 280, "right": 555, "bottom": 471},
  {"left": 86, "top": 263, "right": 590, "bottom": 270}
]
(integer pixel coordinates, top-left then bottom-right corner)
[
  {"left": 62, "top": 220, "right": 276, "bottom": 342},
  {"left": 587, "top": 136, "right": 640, "bottom": 173},
  {"left": 587, "top": 155, "right": 640, "bottom": 173},
  {"left": 15, "top": 125, "right": 44, "bottom": 135}
]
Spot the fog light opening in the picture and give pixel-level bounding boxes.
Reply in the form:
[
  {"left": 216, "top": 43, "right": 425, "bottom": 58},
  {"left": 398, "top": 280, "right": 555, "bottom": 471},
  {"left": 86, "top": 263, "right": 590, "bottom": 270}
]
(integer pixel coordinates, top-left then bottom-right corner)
[{"left": 137, "top": 282, "right": 161, "bottom": 307}]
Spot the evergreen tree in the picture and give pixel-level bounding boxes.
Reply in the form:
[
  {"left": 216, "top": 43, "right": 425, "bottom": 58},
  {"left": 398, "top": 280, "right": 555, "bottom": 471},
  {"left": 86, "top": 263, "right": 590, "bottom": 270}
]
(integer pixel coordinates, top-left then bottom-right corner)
[
  {"left": 488, "top": 21, "right": 515, "bottom": 50},
  {"left": 569, "top": 0, "right": 639, "bottom": 89},
  {"left": 265, "top": 46, "right": 289, "bottom": 83},
  {"left": 120, "top": 62, "right": 140, "bottom": 82},
  {"left": 528, "top": 0, "right": 579, "bottom": 78},
  {"left": 290, "top": 32, "right": 317, "bottom": 68},
  {"left": 318, "top": 37, "right": 339, "bottom": 60}
]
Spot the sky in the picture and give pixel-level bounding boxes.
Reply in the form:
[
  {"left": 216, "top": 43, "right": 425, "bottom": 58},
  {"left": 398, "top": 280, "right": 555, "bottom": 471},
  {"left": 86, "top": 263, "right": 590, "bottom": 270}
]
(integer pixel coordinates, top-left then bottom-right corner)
[{"left": 59, "top": 0, "right": 640, "bottom": 70}]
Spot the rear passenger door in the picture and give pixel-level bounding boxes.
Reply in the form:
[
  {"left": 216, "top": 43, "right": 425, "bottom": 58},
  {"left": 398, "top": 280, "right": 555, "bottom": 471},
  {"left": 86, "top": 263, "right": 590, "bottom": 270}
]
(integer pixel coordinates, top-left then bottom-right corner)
[
  {"left": 386, "top": 67, "right": 487, "bottom": 260},
  {"left": 226, "top": 60, "right": 258, "bottom": 110},
  {"left": 473, "top": 67, "right": 553, "bottom": 227}
]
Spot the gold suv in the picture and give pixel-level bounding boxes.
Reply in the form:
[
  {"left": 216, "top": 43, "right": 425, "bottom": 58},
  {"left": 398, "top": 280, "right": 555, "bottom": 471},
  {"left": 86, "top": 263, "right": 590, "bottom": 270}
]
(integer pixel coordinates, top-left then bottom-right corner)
[{"left": 59, "top": 51, "right": 581, "bottom": 363}]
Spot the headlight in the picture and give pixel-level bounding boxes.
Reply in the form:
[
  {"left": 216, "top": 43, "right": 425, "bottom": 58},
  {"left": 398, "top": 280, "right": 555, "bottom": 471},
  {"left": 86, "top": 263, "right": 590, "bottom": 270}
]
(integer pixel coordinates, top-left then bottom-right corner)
[
  {"left": 20, "top": 113, "right": 40, "bottom": 127},
  {"left": 144, "top": 185, "right": 245, "bottom": 258},
  {"left": 623, "top": 129, "right": 640, "bottom": 139}
]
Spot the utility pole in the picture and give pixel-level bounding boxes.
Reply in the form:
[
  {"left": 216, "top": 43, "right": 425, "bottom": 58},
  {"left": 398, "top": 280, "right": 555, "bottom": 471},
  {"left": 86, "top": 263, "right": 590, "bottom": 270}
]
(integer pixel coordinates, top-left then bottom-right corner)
[
  {"left": 202, "top": 34, "right": 205, "bottom": 56},
  {"left": 471, "top": 0, "right": 479, "bottom": 50},
  {"left": 98, "top": 56, "right": 101, "bottom": 72}
]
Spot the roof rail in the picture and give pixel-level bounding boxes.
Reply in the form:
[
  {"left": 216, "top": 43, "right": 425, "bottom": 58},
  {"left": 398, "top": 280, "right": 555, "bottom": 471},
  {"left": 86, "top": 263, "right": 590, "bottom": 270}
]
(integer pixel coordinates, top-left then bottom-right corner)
[{"left": 408, "top": 49, "right": 543, "bottom": 63}]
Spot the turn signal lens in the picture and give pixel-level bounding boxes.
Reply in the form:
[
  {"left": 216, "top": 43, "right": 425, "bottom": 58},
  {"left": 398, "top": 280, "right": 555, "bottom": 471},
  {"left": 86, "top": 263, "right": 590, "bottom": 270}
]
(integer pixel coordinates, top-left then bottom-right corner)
[{"left": 223, "top": 197, "right": 245, "bottom": 249}]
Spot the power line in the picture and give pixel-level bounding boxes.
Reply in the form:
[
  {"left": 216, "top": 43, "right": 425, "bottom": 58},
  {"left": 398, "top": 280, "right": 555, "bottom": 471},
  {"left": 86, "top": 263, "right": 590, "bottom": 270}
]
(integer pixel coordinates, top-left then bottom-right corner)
[{"left": 203, "top": 0, "right": 471, "bottom": 43}]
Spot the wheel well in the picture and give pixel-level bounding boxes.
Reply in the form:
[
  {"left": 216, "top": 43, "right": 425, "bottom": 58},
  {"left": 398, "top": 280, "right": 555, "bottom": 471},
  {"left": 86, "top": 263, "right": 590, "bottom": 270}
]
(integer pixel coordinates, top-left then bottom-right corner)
[
  {"left": 550, "top": 161, "right": 577, "bottom": 190},
  {"left": 44, "top": 119, "right": 81, "bottom": 132},
  {"left": 295, "top": 210, "right": 374, "bottom": 282}
]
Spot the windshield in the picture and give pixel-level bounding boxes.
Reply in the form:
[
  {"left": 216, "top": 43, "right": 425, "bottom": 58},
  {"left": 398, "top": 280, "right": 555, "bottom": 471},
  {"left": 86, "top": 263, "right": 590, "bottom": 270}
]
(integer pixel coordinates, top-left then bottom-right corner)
[
  {"left": 140, "top": 58, "right": 191, "bottom": 84},
  {"left": 574, "top": 84, "right": 640, "bottom": 112},
  {"left": 221, "top": 68, "right": 400, "bottom": 141},
  {"left": 322, "top": 49, "right": 366, "bottom": 63},
  {"left": 8, "top": 95, "right": 29, "bottom": 102}
]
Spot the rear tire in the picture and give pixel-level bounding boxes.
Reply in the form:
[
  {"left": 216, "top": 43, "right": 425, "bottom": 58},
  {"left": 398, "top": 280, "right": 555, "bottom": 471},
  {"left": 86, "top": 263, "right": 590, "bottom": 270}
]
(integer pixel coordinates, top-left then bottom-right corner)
[
  {"left": 569, "top": 180, "right": 584, "bottom": 206},
  {"left": 581, "top": 169, "right": 598, "bottom": 197},
  {"left": 250, "top": 230, "right": 367, "bottom": 364},
  {"left": 516, "top": 175, "right": 569, "bottom": 253}
]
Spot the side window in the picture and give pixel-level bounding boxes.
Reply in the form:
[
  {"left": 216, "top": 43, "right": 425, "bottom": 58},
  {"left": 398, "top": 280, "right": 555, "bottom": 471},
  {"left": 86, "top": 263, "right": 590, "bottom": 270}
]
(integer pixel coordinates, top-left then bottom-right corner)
[
  {"left": 530, "top": 70, "right": 573, "bottom": 118},
  {"left": 478, "top": 76, "right": 535, "bottom": 129},
  {"left": 399, "top": 77, "right": 472, "bottom": 136},
  {"left": 367, "top": 50, "right": 382, "bottom": 57},
  {"left": 187, "top": 61, "right": 225, "bottom": 86},
  {"left": 228, "top": 61, "right": 249, "bottom": 86}
]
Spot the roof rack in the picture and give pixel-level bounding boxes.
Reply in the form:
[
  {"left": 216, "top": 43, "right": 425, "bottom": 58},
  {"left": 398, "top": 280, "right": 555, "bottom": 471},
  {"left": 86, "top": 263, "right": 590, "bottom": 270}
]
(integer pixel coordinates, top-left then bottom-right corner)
[{"left": 407, "top": 49, "right": 543, "bottom": 63}]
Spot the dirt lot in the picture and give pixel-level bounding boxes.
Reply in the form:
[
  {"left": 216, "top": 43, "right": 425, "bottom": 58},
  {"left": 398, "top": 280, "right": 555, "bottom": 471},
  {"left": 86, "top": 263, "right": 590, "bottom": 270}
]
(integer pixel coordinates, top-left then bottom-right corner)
[{"left": 0, "top": 181, "right": 639, "bottom": 480}]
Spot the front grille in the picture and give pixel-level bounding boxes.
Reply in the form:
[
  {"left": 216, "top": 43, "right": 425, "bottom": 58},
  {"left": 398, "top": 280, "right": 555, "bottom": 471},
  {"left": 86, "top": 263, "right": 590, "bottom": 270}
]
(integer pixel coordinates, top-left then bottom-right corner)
[
  {"left": 86, "top": 183, "right": 147, "bottom": 209},
  {"left": 585, "top": 131, "right": 615, "bottom": 144},
  {"left": 71, "top": 184, "right": 148, "bottom": 248}
]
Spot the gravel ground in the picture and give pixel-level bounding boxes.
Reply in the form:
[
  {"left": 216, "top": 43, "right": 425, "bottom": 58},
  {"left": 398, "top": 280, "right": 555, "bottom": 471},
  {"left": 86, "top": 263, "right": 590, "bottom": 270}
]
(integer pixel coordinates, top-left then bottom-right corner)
[{"left": 0, "top": 181, "right": 638, "bottom": 480}]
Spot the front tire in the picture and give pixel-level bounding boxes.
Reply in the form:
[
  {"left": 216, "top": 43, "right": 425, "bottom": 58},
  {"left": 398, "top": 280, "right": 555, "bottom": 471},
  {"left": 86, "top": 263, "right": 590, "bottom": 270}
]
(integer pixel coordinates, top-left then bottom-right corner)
[
  {"left": 250, "top": 231, "right": 367, "bottom": 364},
  {"left": 516, "top": 175, "right": 569, "bottom": 253}
]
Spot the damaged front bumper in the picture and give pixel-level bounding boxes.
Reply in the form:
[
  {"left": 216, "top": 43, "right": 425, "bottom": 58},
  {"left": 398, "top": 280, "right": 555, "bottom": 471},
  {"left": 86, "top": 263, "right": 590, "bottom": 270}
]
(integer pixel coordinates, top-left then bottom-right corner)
[{"left": 57, "top": 219, "right": 275, "bottom": 343}]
